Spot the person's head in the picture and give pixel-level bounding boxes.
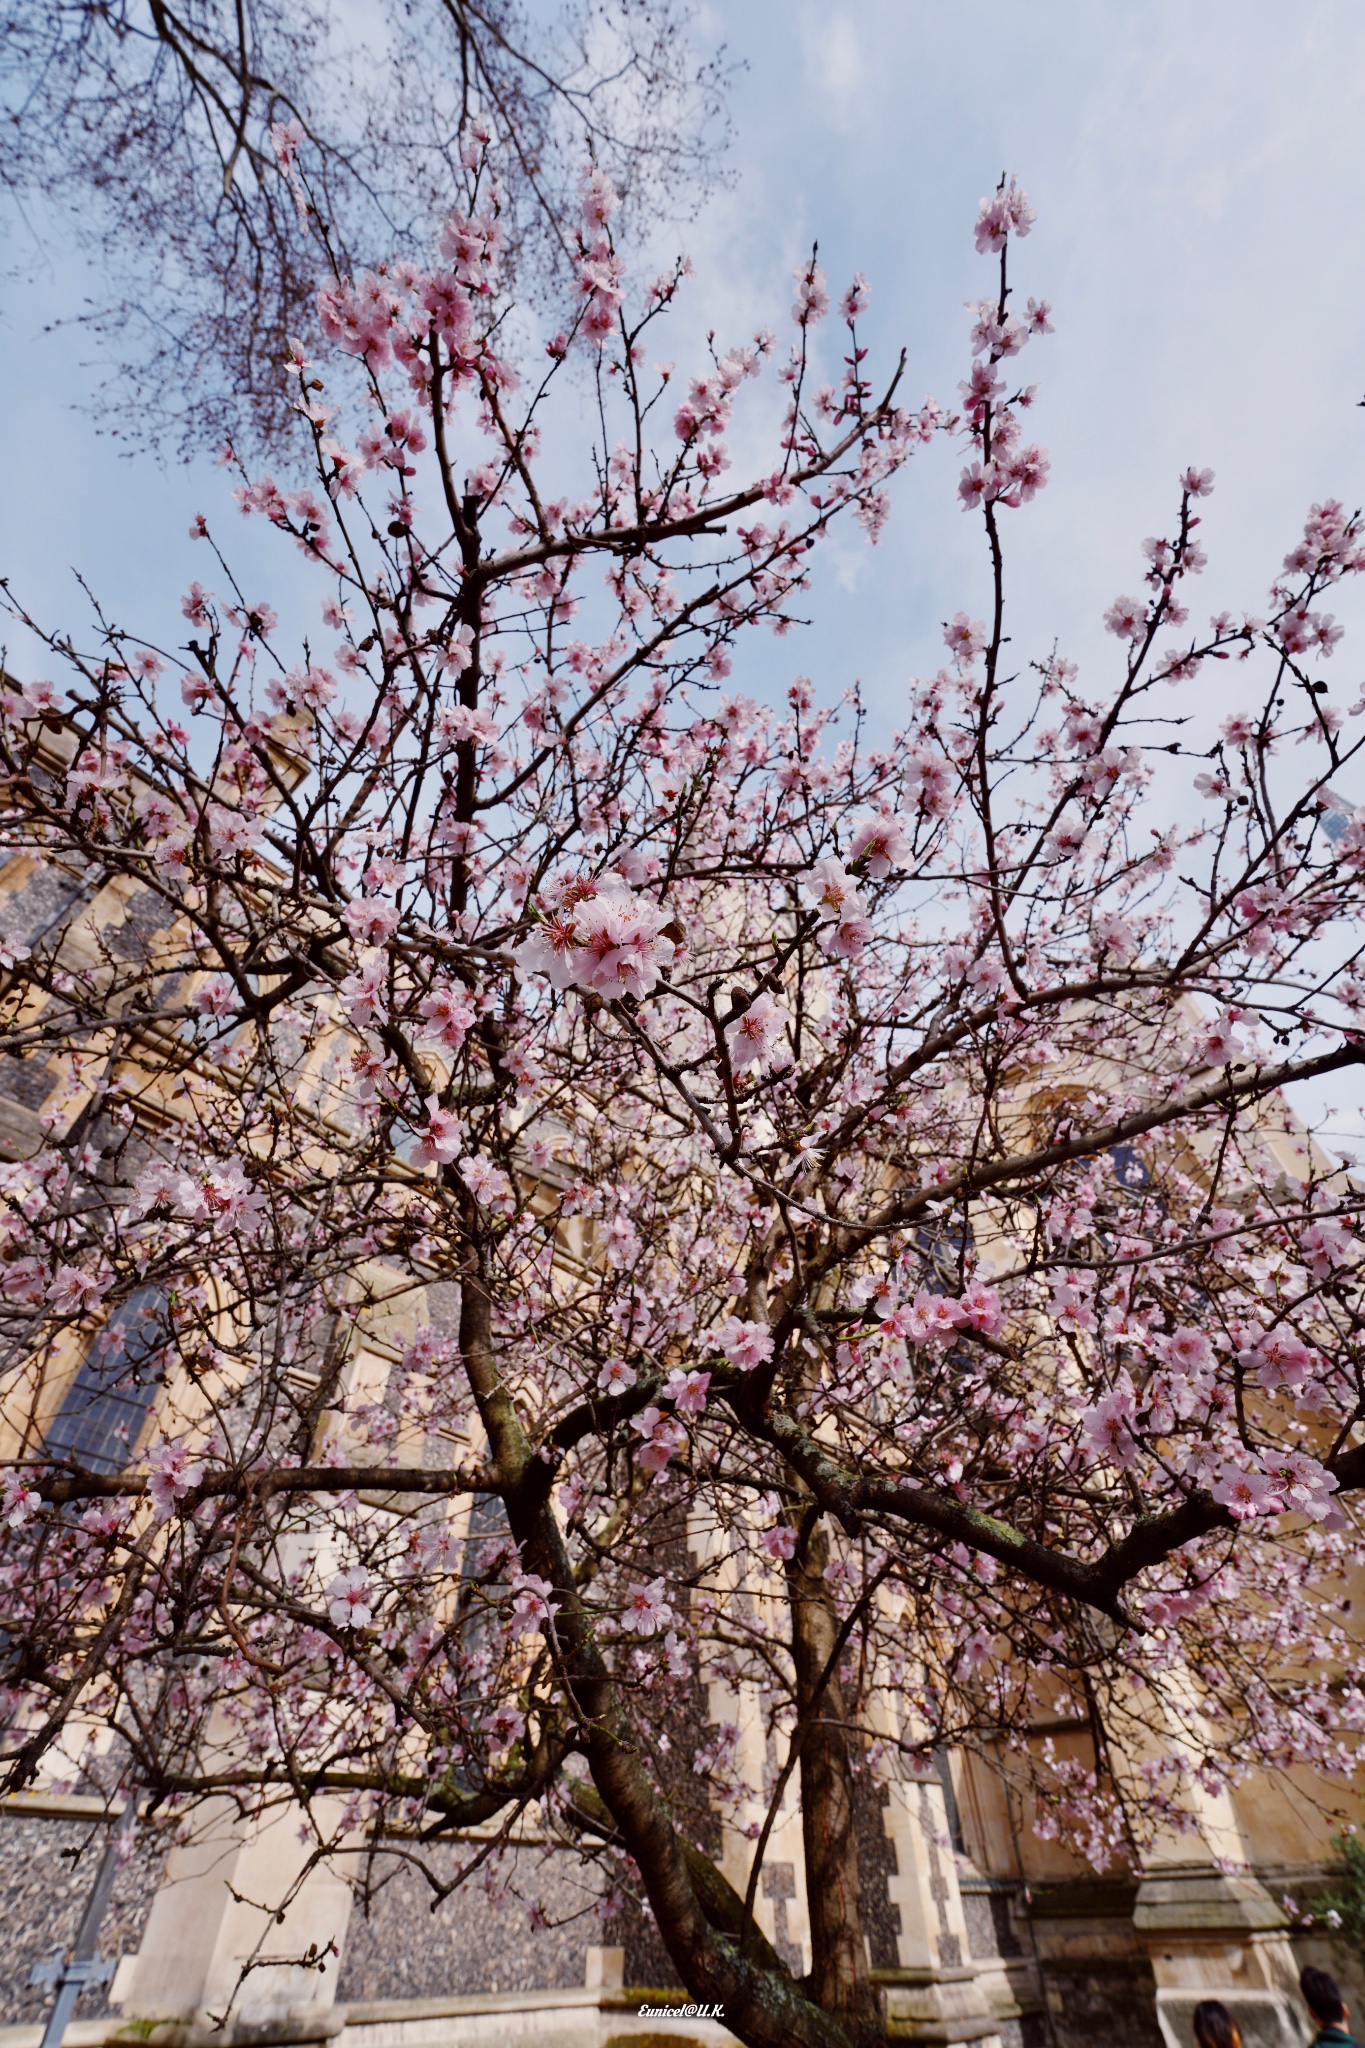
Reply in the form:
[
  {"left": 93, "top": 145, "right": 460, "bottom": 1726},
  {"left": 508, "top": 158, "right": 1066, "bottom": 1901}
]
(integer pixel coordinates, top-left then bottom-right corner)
[
  {"left": 1302, "top": 1968, "right": 1348, "bottom": 2028},
  {"left": 1194, "top": 2000, "right": 1242, "bottom": 2048}
]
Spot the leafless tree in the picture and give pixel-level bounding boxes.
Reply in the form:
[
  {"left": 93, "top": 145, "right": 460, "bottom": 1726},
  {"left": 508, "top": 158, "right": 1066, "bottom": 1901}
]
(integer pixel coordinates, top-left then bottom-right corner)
[{"left": 0, "top": 0, "right": 731, "bottom": 458}]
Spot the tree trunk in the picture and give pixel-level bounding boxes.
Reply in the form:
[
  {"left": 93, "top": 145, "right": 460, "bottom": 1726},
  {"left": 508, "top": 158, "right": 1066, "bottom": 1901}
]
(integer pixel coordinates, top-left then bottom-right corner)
[
  {"left": 458, "top": 1247, "right": 864, "bottom": 2048},
  {"left": 787, "top": 1517, "right": 883, "bottom": 2043}
]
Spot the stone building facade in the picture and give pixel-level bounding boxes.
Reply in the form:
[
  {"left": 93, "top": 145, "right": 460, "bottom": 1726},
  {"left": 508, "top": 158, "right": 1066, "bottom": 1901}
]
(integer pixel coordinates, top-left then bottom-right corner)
[{"left": 4, "top": 1726, "right": 1361, "bottom": 2048}]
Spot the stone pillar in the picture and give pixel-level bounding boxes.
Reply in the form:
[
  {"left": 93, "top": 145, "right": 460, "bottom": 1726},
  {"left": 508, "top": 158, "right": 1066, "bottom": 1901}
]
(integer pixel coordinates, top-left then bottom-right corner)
[
  {"left": 1126, "top": 1708, "right": 1306, "bottom": 2048},
  {"left": 700, "top": 1665, "right": 813, "bottom": 1977},
  {"left": 112, "top": 1796, "right": 351, "bottom": 2035},
  {"left": 878, "top": 1757, "right": 1006, "bottom": 2048},
  {"left": 584, "top": 1945, "right": 625, "bottom": 1989},
  {"left": 1133, "top": 1861, "right": 1304, "bottom": 2048},
  {"left": 688, "top": 1501, "right": 813, "bottom": 1978}
]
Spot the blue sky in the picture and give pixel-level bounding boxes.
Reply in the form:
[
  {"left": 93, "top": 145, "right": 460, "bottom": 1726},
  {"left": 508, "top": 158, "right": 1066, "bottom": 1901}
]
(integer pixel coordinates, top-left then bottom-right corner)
[
  {"left": 686, "top": 0, "right": 1365, "bottom": 699},
  {"left": 4, "top": 0, "right": 1365, "bottom": 1128},
  {"left": 9, "top": 0, "right": 1365, "bottom": 697}
]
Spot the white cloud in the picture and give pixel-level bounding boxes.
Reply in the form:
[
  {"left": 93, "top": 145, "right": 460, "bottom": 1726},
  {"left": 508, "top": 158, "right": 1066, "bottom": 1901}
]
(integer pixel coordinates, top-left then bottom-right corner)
[{"left": 798, "top": 6, "right": 867, "bottom": 131}]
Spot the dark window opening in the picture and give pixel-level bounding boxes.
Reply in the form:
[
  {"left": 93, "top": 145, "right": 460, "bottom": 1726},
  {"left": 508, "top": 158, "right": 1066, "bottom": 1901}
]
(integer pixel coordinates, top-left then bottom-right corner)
[
  {"left": 913, "top": 1214, "right": 973, "bottom": 1295},
  {"left": 44, "top": 1286, "right": 169, "bottom": 1474},
  {"left": 1108, "top": 1142, "right": 1152, "bottom": 1192},
  {"left": 935, "top": 1746, "right": 967, "bottom": 1854}
]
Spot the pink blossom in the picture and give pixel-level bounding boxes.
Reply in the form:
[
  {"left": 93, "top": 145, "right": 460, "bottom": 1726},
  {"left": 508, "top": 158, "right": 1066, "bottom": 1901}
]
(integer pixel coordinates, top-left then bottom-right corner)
[
  {"left": 458, "top": 1153, "right": 515, "bottom": 1214},
  {"left": 194, "top": 976, "right": 236, "bottom": 1017},
  {"left": 1, "top": 1471, "right": 40, "bottom": 1530},
  {"left": 597, "top": 1357, "right": 637, "bottom": 1395},
  {"left": 958, "top": 462, "right": 995, "bottom": 510},
  {"left": 436, "top": 624, "right": 475, "bottom": 676},
  {"left": 1047, "top": 816, "right": 1090, "bottom": 859},
  {"left": 419, "top": 987, "right": 476, "bottom": 1052},
  {"left": 999, "top": 443, "right": 1050, "bottom": 503},
  {"left": 726, "top": 991, "right": 790, "bottom": 1071},
  {"left": 905, "top": 1289, "right": 965, "bottom": 1348},
  {"left": 792, "top": 260, "right": 829, "bottom": 326},
  {"left": 47, "top": 1264, "right": 111, "bottom": 1316},
  {"left": 1049, "top": 1278, "right": 1097, "bottom": 1333},
  {"left": 1198, "top": 1014, "right": 1244, "bottom": 1068},
  {"left": 848, "top": 813, "right": 910, "bottom": 877},
  {"left": 128, "top": 1160, "right": 189, "bottom": 1220},
  {"left": 1093, "top": 913, "right": 1138, "bottom": 965},
  {"left": 438, "top": 703, "right": 499, "bottom": 746},
  {"left": 804, "top": 856, "right": 863, "bottom": 924},
  {"left": 1210, "top": 1460, "right": 1277, "bottom": 1521},
  {"left": 1222, "top": 714, "right": 1260, "bottom": 751},
  {"left": 511, "top": 1572, "right": 558, "bottom": 1632},
  {"left": 576, "top": 237, "right": 624, "bottom": 342},
  {"left": 948, "top": 1627, "right": 990, "bottom": 1678},
  {"left": 135, "top": 788, "right": 183, "bottom": 840},
  {"left": 840, "top": 273, "right": 870, "bottom": 322},
  {"left": 663, "top": 1368, "right": 710, "bottom": 1414},
  {"left": 515, "top": 877, "right": 675, "bottom": 1002},
  {"left": 326, "top": 1568, "right": 375, "bottom": 1629},
  {"left": 1163, "top": 1327, "right": 1213, "bottom": 1374},
  {"left": 944, "top": 613, "right": 987, "bottom": 662},
  {"left": 1250, "top": 1329, "right": 1316, "bottom": 1394},
  {"left": 414, "top": 1097, "right": 463, "bottom": 1168},
  {"left": 340, "top": 953, "right": 388, "bottom": 1029},
  {"left": 206, "top": 803, "right": 263, "bottom": 861},
  {"left": 602, "top": 1211, "right": 641, "bottom": 1267},
  {"left": 66, "top": 746, "right": 128, "bottom": 807},
  {"left": 16, "top": 676, "right": 65, "bottom": 718},
  {"left": 762, "top": 1524, "right": 797, "bottom": 1561},
  {"left": 572, "top": 882, "right": 676, "bottom": 1001},
  {"left": 631, "top": 1406, "right": 687, "bottom": 1474},
  {"left": 1300, "top": 1217, "right": 1354, "bottom": 1278},
  {"left": 1079, "top": 1378, "right": 1140, "bottom": 1468},
  {"left": 1279, "top": 605, "right": 1342, "bottom": 658},
  {"left": 343, "top": 898, "right": 399, "bottom": 947},
  {"left": 147, "top": 1439, "right": 205, "bottom": 1521},
  {"left": 973, "top": 178, "right": 1035, "bottom": 256},
  {"left": 512, "top": 913, "right": 583, "bottom": 992},
  {"left": 621, "top": 1577, "right": 674, "bottom": 1635},
  {"left": 506, "top": 1040, "right": 546, "bottom": 1103},
  {"left": 482, "top": 1704, "right": 526, "bottom": 1750},
  {"left": 822, "top": 911, "right": 872, "bottom": 961},
  {"left": 282, "top": 665, "right": 336, "bottom": 712},
  {"left": 270, "top": 118, "right": 304, "bottom": 169},
  {"left": 904, "top": 749, "right": 954, "bottom": 816},
  {"left": 1, "top": 1257, "right": 45, "bottom": 1303},
  {"left": 580, "top": 164, "right": 620, "bottom": 229},
  {"left": 956, "top": 1283, "right": 1004, "bottom": 1337},
  {"left": 1104, "top": 595, "right": 1147, "bottom": 642},
  {"left": 1257, "top": 1448, "right": 1339, "bottom": 1521},
  {"left": 713, "top": 1317, "right": 773, "bottom": 1372},
  {"left": 178, "top": 1159, "right": 265, "bottom": 1229}
]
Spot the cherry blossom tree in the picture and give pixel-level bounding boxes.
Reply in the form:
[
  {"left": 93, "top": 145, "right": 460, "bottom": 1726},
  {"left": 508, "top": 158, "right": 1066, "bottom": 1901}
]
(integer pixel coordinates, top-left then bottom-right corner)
[{"left": 3, "top": 161, "right": 1365, "bottom": 2048}]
